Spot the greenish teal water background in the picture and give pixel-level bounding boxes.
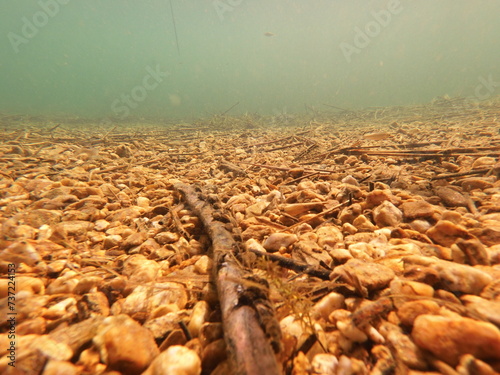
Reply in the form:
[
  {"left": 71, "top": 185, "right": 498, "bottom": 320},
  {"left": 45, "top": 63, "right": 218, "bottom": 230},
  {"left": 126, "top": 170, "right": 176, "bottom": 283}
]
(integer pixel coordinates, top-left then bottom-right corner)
[{"left": 1, "top": 0, "right": 499, "bottom": 120}]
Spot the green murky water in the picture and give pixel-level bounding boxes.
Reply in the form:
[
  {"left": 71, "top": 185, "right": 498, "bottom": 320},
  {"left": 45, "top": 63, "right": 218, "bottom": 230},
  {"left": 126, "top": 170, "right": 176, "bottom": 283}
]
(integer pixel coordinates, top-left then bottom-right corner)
[{"left": 1, "top": 0, "right": 499, "bottom": 121}]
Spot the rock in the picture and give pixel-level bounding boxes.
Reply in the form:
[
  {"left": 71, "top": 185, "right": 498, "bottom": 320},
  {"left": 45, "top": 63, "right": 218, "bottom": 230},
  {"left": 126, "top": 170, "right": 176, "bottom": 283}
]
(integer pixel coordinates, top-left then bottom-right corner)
[
  {"left": 373, "top": 201, "right": 403, "bottom": 227},
  {"left": 244, "top": 238, "right": 267, "bottom": 253},
  {"left": 461, "top": 178, "right": 494, "bottom": 191},
  {"left": 188, "top": 301, "right": 210, "bottom": 338},
  {"left": 121, "top": 282, "right": 187, "bottom": 316},
  {"left": 0, "top": 241, "right": 41, "bottom": 266},
  {"left": 427, "top": 220, "right": 471, "bottom": 247},
  {"left": 311, "top": 353, "right": 338, "bottom": 375},
  {"left": 404, "top": 255, "right": 492, "bottom": 294},
  {"left": 456, "top": 238, "right": 490, "bottom": 266},
  {"left": 352, "top": 215, "right": 377, "bottom": 232},
  {"left": 412, "top": 315, "right": 500, "bottom": 366},
  {"left": 201, "top": 339, "right": 227, "bottom": 373},
  {"left": 379, "top": 321, "right": 427, "bottom": 370},
  {"left": 311, "top": 292, "right": 345, "bottom": 320},
  {"left": 435, "top": 187, "right": 468, "bottom": 207},
  {"left": 396, "top": 300, "right": 441, "bottom": 326},
  {"left": 472, "top": 156, "right": 496, "bottom": 169},
  {"left": 400, "top": 201, "right": 435, "bottom": 220},
  {"left": 194, "top": 255, "right": 212, "bottom": 274},
  {"left": 262, "top": 233, "right": 298, "bottom": 252},
  {"left": 331, "top": 259, "right": 395, "bottom": 293},
  {"left": 93, "top": 315, "right": 159, "bottom": 374},
  {"left": 316, "top": 225, "right": 344, "bottom": 248},
  {"left": 461, "top": 295, "right": 500, "bottom": 326},
  {"left": 142, "top": 345, "right": 201, "bottom": 375},
  {"left": 365, "top": 189, "right": 400, "bottom": 208},
  {"left": 42, "top": 360, "right": 79, "bottom": 375}
]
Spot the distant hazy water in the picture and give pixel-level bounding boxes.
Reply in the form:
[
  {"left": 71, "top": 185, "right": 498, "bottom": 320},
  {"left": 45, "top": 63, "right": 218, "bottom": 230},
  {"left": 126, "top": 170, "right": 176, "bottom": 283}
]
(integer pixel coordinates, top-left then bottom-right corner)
[{"left": 1, "top": 0, "right": 499, "bottom": 120}]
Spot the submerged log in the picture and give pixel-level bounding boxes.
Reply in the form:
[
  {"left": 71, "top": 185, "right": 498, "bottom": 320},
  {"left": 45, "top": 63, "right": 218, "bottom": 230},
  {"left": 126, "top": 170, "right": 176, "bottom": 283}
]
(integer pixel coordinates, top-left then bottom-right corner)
[{"left": 174, "top": 183, "right": 281, "bottom": 375}]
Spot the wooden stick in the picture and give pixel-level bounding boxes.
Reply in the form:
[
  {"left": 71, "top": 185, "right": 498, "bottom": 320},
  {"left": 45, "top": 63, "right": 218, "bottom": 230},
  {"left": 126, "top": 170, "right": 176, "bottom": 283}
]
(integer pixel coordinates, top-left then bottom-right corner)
[
  {"left": 248, "top": 249, "right": 330, "bottom": 280},
  {"left": 174, "top": 183, "right": 281, "bottom": 375}
]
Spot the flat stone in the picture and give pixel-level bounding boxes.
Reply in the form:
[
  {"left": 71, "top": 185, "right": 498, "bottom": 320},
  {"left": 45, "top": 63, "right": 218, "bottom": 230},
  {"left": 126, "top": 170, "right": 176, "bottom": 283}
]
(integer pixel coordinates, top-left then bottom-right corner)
[
  {"left": 435, "top": 187, "right": 468, "bottom": 207},
  {"left": 412, "top": 315, "right": 500, "bottom": 366},
  {"left": 400, "top": 201, "right": 435, "bottom": 220},
  {"left": 331, "top": 259, "right": 395, "bottom": 293}
]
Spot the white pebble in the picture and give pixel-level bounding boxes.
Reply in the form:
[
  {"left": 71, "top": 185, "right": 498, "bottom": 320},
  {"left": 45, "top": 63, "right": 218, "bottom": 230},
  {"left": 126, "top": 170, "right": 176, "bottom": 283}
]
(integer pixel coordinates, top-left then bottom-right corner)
[{"left": 142, "top": 345, "right": 201, "bottom": 375}]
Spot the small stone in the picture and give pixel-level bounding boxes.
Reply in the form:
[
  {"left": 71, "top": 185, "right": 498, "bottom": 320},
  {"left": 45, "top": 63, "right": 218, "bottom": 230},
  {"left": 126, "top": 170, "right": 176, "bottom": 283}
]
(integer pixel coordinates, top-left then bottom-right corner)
[
  {"left": 352, "top": 214, "right": 377, "bottom": 232},
  {"left": 122, "top": 232, "right": 147, "bottom": 250},
  {"left": 316, "top": 225, "right": 344, "bottom": 248},
  {"left": 93, "top": 315, "right": 159, "bottom": 374},
  {"left": 311, "top": 292, "right": 345, "bottom": 320},
  {"left": 435, "top": 187, "right": 468, "bottom": 207},
  {"left": 380, "top": 321, "right": 427, "bottom": 370},
  {"left": 42, "top": 360, "right": 79, "bottom": 375},
  {"left": 188, "top": 301, "right": 210, "bottom": 338},
  {"left": 472, "top": 156, "right": 496, "bottom": 169},
  {"left": 194, "top": 255, "right": 212, "bottom": 274},
  {"left": 155, "top": 231, "right": 180, "bottom": 244},
  {"left": 408, "top": 219, "right": 432, "bottom": 233},
  {"left": 244, "top": 238, "right": 267, "bottom": 253},
  {"left": 0, "top": 241, "right": 41, "bottom": 266},
  {"left": 94, "top": 219, "right": 110, "bottom": 231},
  {"left": 461, "top": 295, "right": 500, "bottom": 326},
  {"left": 262, "top": 232, "right": 298, "bottom": 252},
  {"left": 427, "top": 220, "right": 471, "bottom": 247},
  {"left": 201, "top": 339, "right": 227, "bottom": 373},
  {"left": 311, "top": 353, "right": 338, "bottom": 375},
  {"left": 121, "top": 282, "right": 187, "bottom": 316},
  {"left": 400, "top": 200, "right": 435, "bottom": 220},
  {"left": 142, "top": 345, "right": 201, "bottom": 375},
  {"left": 373, "top": 201, "right": 403, "bottom": 227},
  {"left": 136, "top": 196, "right": 150, "bottom": 208},
  {"left": 412, "top": 315, "right": 500, "bottom": 366},
  {"left": 331, "top": 259, "right": 395, "bottom": 292},
  {"left": 365, "top": 189, "right": 400, "bottom": 208},
  {"left": 461, "top": 177, "right": 494, "bottom": 191},
  {"left": 405, "top": 255, "right": 492, "bottom": 294},
  {"left": 396, "top": 300, "right": 441, "bottom": 326},
  {"left": 456, "top": 238, "right": 490, "bottom": 266},
  {"left": 103, "top": 234, "right": 122, "bottom": 249}
]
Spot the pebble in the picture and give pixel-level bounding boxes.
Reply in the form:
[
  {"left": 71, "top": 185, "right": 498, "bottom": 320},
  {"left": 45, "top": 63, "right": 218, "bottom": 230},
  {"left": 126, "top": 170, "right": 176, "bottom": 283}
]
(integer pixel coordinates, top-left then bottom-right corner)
[
  {"left": 396, "top": 300, "right": 441, "bottom": 326},
  {"left": 311, "top": 353, "right": 338, "bottom": 375},
  {"left": 93, "top": 315, "right": 159, "bottom": 374},
  {"left": 365, "top": 189, "right": 400, "bottom": 208},
  {"left": 472, "top": 156, "right": 496, "bottom": 169},
  {"left": 412, "top": 315, "right": 500, "bottom": 366},
  {"left": 188, "top": 301, "right": 210, "bottom": 338},
  {"left": 435, "top": 186, "right": 468, "bottom": 207},
  {"left": 400, "top": 200, "right": 436, "bottom": 220},
  {"left": 373, "top": 201, "right": 403, "bottom": 227},
  {"left": 331, "top": 259, "right": 395, "bottom": 292},
  {"left": 316, "top": 225, "right": 344, "bottom": 248},
  {"left": 460, "top": 295, "right": 500, "bottom": 326},
  {"left": 352, "top": 214, "right": 377, "bottom": 232},
  {"left": 311, "top": 292, "right": 345, "bottom": 320},
  {"left": 142, "top": 345, "right": 201, "bottom": 375},
  {"left": 461, "top": 177, "right": 494, "bottom": 191},
  {"left": 121, "top": 282, "right": 187, "bottom": 316},
  {"left": 262, "top": 232, "right": 298, "bottom": 252},
  {"left": 426, "top": 220, "right": 471, "bottom": 247}
]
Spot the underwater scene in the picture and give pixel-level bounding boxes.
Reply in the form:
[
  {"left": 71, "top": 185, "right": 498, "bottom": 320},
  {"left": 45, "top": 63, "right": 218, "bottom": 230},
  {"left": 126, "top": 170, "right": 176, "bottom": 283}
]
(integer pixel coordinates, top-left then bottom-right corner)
[{"left": 1, "top": 1, "right": 500, "bottom": 374}]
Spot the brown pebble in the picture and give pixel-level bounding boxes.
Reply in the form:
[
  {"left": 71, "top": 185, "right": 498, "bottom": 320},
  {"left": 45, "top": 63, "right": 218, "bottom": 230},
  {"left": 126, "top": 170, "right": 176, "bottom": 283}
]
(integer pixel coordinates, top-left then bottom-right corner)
[
  {"left": 93, "top": 315, "right": 159, "bottom": 375},
  {"left": 427, "top": 220, "right": 471, "bottom": 247},
  {"left": 412, "top": 315, "right": 500, "bottom": 366},
  {"left": 400, "top": 200, "right": 435, "bottom": 220},
  {"left": 435, "top": 187, "right": 468, "bottom": 207}
]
